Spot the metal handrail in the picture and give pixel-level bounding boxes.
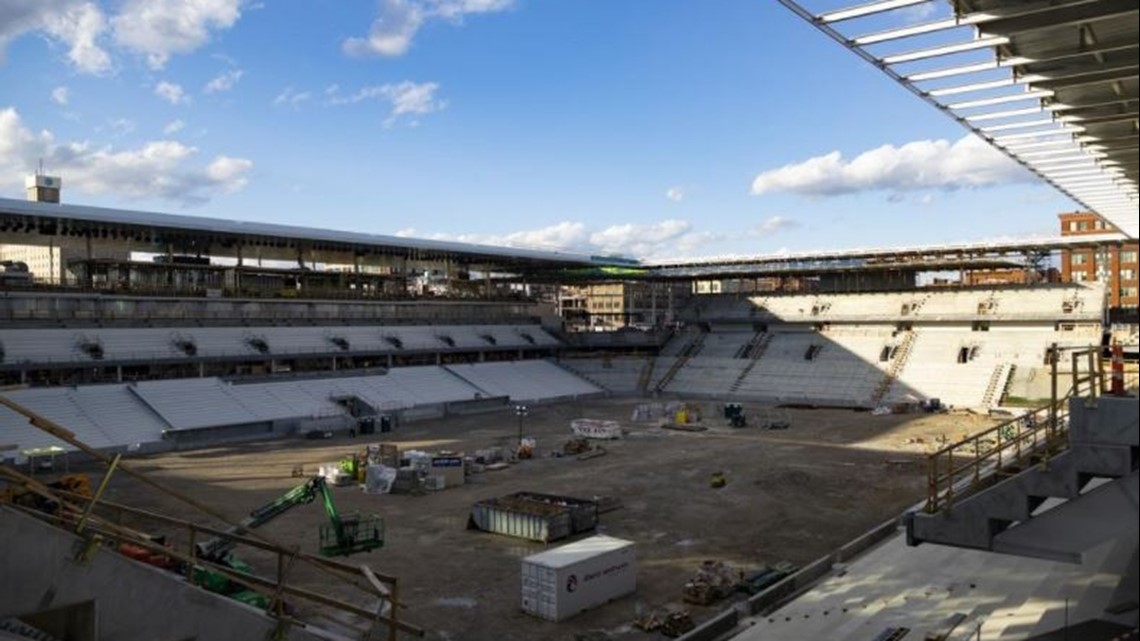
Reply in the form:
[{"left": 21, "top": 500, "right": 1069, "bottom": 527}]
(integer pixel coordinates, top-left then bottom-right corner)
[{"left": 924, "top": 344, "right": 1103, "bottom": 514}]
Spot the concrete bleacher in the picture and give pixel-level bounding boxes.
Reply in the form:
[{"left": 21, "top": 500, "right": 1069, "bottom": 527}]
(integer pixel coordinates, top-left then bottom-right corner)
[
  {"left": 445, "top": 360, "right": 603, "bottom": 402},
  {"left": 0, "top": 323, "right": 562, "bottom": 368},
  {"left": 0, "top": 359, "right": 598, "bottom": 456},
  {"left": 697, "top": 331, "right": 755, "bottom": 358},
  {"left": 558, "top": 357, "right": 648, "bottom": 394},
  {"left": 729, "top": 529, "right": 1135, "bottom": 641},
  {"left": 682, "top": 283, "right": 1107, "bottom": 325},
  {"left": 731, "top": 330, "right": 890, "bottom": 406},
  {"left": 662, "top": 357, "right": 750, "bottom": 397},
  {"left": 650, "top": 285, "right": 1109, "bottom": 409},
  {"left": 0, "top": 384, "right": 171, "bottom": 453},
  {"left": 887, "top": 326, "right": 1104, "bottom": 409}
]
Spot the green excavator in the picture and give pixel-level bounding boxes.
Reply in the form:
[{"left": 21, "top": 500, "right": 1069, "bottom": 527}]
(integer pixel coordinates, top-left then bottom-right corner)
[{"left": 195, "top": 475, "right": 383, "bottom": 606}]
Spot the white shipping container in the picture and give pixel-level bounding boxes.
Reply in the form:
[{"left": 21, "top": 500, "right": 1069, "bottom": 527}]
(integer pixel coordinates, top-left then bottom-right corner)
[{"left": 521, "top": 535, "right": 636, "bottom": 622}]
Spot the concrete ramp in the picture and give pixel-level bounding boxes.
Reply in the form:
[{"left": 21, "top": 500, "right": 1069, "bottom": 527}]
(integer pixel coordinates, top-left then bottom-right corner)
[{"left": 0, "top": 506, "right": 340, "bottom": 641}]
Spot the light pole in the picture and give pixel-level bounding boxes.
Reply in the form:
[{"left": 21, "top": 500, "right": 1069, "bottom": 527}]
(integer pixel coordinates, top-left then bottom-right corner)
[{"left": 514, "top": 404, "right": 529, "bottom": 448}]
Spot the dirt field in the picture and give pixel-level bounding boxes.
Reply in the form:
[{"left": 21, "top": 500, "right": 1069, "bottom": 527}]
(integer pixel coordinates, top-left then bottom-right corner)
[{"left": 101, "top": 398, "right": 998, "bottom": 641}]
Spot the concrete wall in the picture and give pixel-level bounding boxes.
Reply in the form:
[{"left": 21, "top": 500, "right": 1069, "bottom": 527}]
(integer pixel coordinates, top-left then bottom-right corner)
[{"left": 0, "top": 507, "right": 346, "bottom": 641}]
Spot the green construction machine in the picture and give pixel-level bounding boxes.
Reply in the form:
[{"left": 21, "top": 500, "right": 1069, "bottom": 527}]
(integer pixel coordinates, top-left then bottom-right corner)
[{"left": 195, "top": 475, "right": 383, "bottom": 605}]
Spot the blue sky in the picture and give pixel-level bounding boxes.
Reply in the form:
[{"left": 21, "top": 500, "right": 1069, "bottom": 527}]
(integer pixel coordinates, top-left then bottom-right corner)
[{"left": 0, "top": 0, "right": 1079, "bottom": 260}]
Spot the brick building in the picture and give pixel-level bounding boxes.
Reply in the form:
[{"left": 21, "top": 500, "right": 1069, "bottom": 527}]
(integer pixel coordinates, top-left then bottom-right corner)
[{"left": 1058, "top": 211, "right": 1138, "bottom": 311}]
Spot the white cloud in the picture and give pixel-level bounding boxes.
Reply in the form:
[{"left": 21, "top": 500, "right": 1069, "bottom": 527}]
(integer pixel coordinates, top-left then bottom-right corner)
[
  {"left": 329, "top": 81, "right": 445, "bottom": 127},
  {"left": 273, "top": 87, "right": 311, "bottom": 108},
  {"left": 51, "top": 86, "right": 70, "bottom": 106},
  {"left": 400, "top": 221, "right": 590, "bottom": 252},
  {"left": 0, "top": 106, "right": 252, "bottom": 206},
  {"left": 665, "top": 187, "right": 684, "bottom": 202},
  {"left": 204, "top": 68, "right": 243, "bottom": 94},
  {"left": 750, "top": 134, "right": 1032, "bottom": 197},
  {"left": 398, "top": 218, "right": 719, "bottom": 260},
  {"left": 163, "top": 119, "right": 185, "bottom": 135},
  {"left": 589, "top": 220, "right": 720, "bottom": 259},
  {"left": 155, "top": 81, "right": 189, "bottom": 105},
  {"left": 343, "top": 0, "right": 512, "bottom": 58},
  {"left": 0, "top": 1, "right": 112, "bottom": 75},
  {"left": 111, "top": 0, "right": 244, "bottom": 69},
  {"left": 748, "top": 215, "right": 799, "bottom": 237}
]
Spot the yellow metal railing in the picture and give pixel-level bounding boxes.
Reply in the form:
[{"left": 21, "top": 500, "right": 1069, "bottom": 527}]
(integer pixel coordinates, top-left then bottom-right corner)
[{"left": 924, "top": 345, "right": 1104, "bottom": 514}]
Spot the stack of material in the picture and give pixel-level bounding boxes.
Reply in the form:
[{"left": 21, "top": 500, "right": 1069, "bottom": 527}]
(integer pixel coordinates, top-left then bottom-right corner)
[
  {"left": 430, "top": 453, "right": 465, "bottom": 487},
  {"left": 390, "top": 468, "right": 422, "bottom": 494},
  {"left": 563, "top": 438, "right": 592, "bottom": 455},
  {"left": 366, "top": 443, "right": 399, "bottom": 468},
  {"left": 364, "top": 465, "right": 398, "bottom": 494},
  {"left": 474, "top": 446, "right": 505, "bottom": 464},
  {"left": 681, "top": 561, "right": 738, "bottom": 605},
  {"left": 633, "top": 610, "right": 694, "bottom": 637},
  {"left": 571, "top": 419, "right": 622, "bottom": 440}
]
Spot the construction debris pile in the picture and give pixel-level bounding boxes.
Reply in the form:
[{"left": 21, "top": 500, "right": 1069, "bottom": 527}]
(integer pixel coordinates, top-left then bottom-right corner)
[{"left": 681, "top": 560, "right": 739, "bottom": 606}]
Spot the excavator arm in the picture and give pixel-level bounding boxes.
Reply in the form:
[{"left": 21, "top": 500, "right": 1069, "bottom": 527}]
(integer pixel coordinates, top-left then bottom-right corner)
[{"left": 196, "top": 476, "right": 322, "bottom": 561}]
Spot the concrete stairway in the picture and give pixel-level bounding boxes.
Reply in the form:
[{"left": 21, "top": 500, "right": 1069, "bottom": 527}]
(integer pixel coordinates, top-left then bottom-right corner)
[
  {"left": 730, "top": 333, "right": 772, "bottom": 393},
  {"left": 871, "top": 330, "right": 915, "bottom": 405},
  {"left": 908, "top": 396, "right": 1139, "bottom": 564},
  {"left": 656, "top": 332, "right": 707, "bottom": 392},
  {"left": 982, "top": 363, "right": 1015, "bottom": 408}
]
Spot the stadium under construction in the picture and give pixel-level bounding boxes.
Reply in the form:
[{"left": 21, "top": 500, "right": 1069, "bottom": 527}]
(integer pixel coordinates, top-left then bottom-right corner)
[{"left": 1, "top": 1, "right": 1137, "bottom": 641}]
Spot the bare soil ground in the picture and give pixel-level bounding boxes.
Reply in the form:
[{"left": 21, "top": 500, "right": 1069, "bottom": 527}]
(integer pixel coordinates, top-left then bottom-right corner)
[{"left": 101, "top": 398, "right": 998, "bottom": 641}]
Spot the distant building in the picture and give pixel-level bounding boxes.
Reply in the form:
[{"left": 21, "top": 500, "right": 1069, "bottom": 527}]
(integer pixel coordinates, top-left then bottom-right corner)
[
  {"left": 962, "top": 267, "right": 1060, "bottom": 286},
  {"left": 1058, "top": 211, "right": 1139, "bottom": 311},
  {"left": 559, "top": 282, "right": 688, "bottom": 330}
]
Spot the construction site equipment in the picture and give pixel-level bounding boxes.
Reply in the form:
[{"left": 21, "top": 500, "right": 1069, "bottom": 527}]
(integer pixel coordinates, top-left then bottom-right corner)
[
  {"left": 681, "top": 560, "right": 737, "bottom": 605},
  {"left": 1, "top": 473, "right": 90, "bottom": 515},
  {"left": 563, "top": 438, "right": 592, "bottom": 455},
  {"left": 0, "top": 397, "right": 419, "bottom": 639},
  {"left": 468, "top": 492, "right": 598, "bottom": 542},
  {"left": 736, "top": 562, "right": 797, "bottom": 595},
  {"left": 660, "top": 611, "right": 696, "bottom": 638},
  {"left": 521, "top": 535, "right": 636, "bottom": 622},
  {"left": 723, "top": 403, "right": 746, "bottom": 427},
  {"left": 192, "top": 475, "right": 383, "bottom": 608},
  {"left": 198, "top": 475, "right": 382, "bottom": 564}
]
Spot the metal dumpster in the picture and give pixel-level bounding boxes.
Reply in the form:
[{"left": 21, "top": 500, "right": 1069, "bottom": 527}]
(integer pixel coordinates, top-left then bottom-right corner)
[{"left": 467, "top": 492, "right": 599, "bottom": 542}]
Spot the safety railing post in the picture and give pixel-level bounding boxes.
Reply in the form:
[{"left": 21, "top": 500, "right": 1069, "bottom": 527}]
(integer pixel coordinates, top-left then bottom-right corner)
[
  {"left": 945, "top": 449, "right": 954, "bottom": 510},
  {"left": 927, "top": 454, "right": 938, "bottom": 513}
]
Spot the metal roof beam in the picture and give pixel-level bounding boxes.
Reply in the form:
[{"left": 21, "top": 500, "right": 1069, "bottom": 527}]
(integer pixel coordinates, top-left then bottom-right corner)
[
  {"left": 818, "top": 0, "right": 932, "bottom": 23},
  {"left": 976, "top": 0, "right": 1138, "bottom": 37},
  {"left": 1031, "top": 66, "right": 1140, "bottom": 91},
  {"left": 999, "top": 139, "right": 1075, "bottom": 151},
  {"left": 907, "top": 59, "right": 1029, "bottom": 82},
  {"left": 927, "top": 78, "right": 1017, "bottom": 97},
  {"left": 1065, "top": 111, "right": 1139, "bottom": 126},
  {"left": 980, "top": 118, "right": 1057, "bottom": 132},
  {"left": 965, "top": 106, "right": 1044, "bottom": 122},
  {"left": 1018, "top": 42, "right": 1138, "bottom": 69},
  {"left": 949, "top": 89, "right": 1053, "bottom": 110},
  {"left": 883, "top": 36, "right": 1010, "bottom": 65},
  {"left": 1051, "top": 97, "right": 1139, "bottom": 113},
  {"left": 853, "top": 18, "right": 969, "bottom": 45}
]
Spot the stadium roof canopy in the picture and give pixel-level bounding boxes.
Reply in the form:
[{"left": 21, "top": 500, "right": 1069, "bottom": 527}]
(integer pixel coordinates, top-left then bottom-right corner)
[
  {"left": 0, "top": 197, "right": 599, "bottom": 268},
  {"left": 642, "top": 232, "right": 1127, "bottom": 279},
  {"left": 777, "top": 0, "right": 1139, "bottom": 239}
]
